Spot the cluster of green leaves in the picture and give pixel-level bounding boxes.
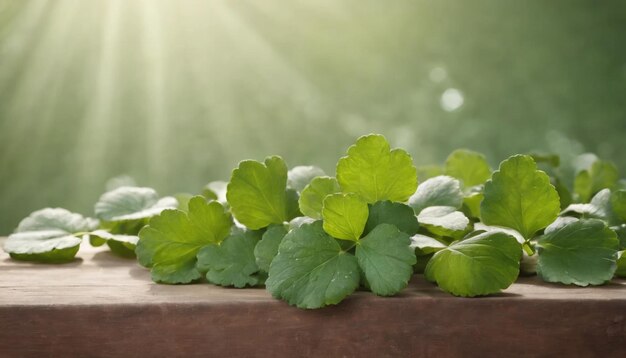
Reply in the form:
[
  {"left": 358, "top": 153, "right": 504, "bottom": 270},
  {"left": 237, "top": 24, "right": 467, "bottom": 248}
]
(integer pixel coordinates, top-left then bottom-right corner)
[{"left": 4, "top": 134, "right": 625, "bottom": 309}]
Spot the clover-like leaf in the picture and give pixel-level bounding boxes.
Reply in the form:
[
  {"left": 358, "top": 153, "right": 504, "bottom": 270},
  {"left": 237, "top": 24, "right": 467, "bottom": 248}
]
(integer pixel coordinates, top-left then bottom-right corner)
[
  {"left": 425, "top": 231, "right": 522, "bottom": 297},
  {"left": 322, "top": 193, "right": 369, "bottom": 241},
  {"left": 287, "top": 165, "right": 326, "bottom": 193},
  {"left": 355, "top": 224, "right": 416, "bottom": 296},
  {"left": 4, "top": 208, "right": 96, "bottom": 263},
  {"left": 254, "top": 224, "right": 288, "bottom": 272},
  {"left": 197, "top": 230, "right": 262, "bottom": 288},
  {"left": 365, "top": 201, "right": 419, "bottom": 236},
  {"left": 95, "top": 186, "right": 178, "bottom": 222},
  {"left": 298, "top": 176, "right": 340, "bottom": 219},
  {"left": 336, "top": 134, "right": 417, "bottom": 203},
  {"left": 266, "top": 221, "right": 360, "bottom": 309},
  {"left": 481, "top": 155, "right": 560, "bottom": 240},
  {"left": 226, "top": 156, "right": 289, "bottom": 229},
  {"left": 408, "top": 175, "right": 463, "bottom": 214},
  {"left": 536, "top": 219, "right": 619, "bottom": 286},
  {"left": 136, "top": 196, "right": 232, "bottom": 284},
  {"left": 417, "top": 206, "right": 470, "bottom": 239},
  {"left": 445, "top": 149, "right": 491, "bottom": 188}
]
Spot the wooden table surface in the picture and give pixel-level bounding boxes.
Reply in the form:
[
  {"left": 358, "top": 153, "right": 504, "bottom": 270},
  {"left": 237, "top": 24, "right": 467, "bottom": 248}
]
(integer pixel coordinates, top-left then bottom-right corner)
[{"left": 1, "top": 238, "right": 625, "bottom": 357}]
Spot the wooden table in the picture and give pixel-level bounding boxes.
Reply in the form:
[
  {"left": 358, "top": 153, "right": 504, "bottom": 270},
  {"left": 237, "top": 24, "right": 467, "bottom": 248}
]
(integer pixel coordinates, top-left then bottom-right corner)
[{"left": 1, "top": 238, "right": 625, "bottom": 357}]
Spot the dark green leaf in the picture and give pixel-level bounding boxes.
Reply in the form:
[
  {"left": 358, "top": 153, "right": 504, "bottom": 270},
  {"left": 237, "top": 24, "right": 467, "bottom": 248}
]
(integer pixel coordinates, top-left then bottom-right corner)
[
  {"left": 356, "top": 224, "right": 416, "bottom": 296},
  {"left": 197, "top": 230, "right": 261, "bottom": 288},
  {"left": 254, "top": 225, "right": 288, "bottom": 272},
  {"left": 266, "top": 221, "right": 360, "bottom": 309},
  {"left": 536, "top": 219, "right": 619, "bottom": 286},
  {"left": 365, "top": 201, "right": 419, "bottom": 236}
]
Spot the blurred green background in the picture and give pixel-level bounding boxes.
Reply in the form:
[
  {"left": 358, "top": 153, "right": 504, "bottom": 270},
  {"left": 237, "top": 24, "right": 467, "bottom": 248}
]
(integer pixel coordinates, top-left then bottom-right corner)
[{"left": 0, "top": 0, "right": 625, "bottom": 234}]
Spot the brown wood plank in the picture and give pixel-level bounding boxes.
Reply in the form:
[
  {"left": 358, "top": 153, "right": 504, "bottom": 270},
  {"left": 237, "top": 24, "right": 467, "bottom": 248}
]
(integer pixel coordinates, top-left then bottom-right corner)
[{"left": 1, "top": 239, "right": 625, "bottom": 357}]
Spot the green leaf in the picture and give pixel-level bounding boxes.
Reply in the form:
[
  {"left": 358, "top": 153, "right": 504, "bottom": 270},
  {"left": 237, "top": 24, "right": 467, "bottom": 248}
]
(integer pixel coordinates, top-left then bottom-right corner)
[
  {"left": 95, "top": 186, "right": 178, "bottom": 222},
  {"left": 408, "top": 175, "right": 463, "bottom": 214},
  {"left": 562, "top": 189, "right": 621, "bottom": 225},
  {"left": 197, "top": 230, "right": 261, "bottom": 288},
  {"left": 4, "top": 208, "right": 96, "bottom": 263},
  {"left": 266, "top": 221, "right": 360, "bottom": 309},
  {"left": 226, "top": 156, "right": 289, "bottom": 229},
  {"left": 136, "top": 196, "right": 232, "bottom": 284},
  {"left": 530, "top": 153, "right": 560, "bottom": 168},
  {"left": 254, "top": 225, "right": 288, "bottom": 272},
  {"left": 416, "top": 165, "right": 445, "bottom": 181},
  {"left": 462, "top": 191, "right": 483, "bottom": 219},
  {"left": 445, "top": 149, "right": 491, "bottom": 187},
  {"left": 410, "top": 234, "right": 447, "bottom": 255},
  {"left": 356, "top": 224, "right": 416, "bottom": 296},
  {"left": 612, "top": 224, "right": 626, "bottom": 250},
  {"left": 611, "top": 189, "right": 626, "bottom": 222},
  {"left": 298, "top": 176, "right": 340, "bottom": 219},
  {"left": 322, "top": 193, "right": 369, "bottom": 241},
  {"left": 88, "top": 230, "right": 139, "bottom": 258},
  {"left": 285, "top": 188, "right": 302, "bottom": 221},
  {"left": 365, "top": 201, "right": 419, "bottom": 236},
  {"left": 336, "top": 134, "right": 417, "bottom": 203},
  {"left": 417, "top": 206, "right": 470, "bottom": 239},
  {"left": 481, "top": 155, "right": 560, "bottom": 240},
  {"left": 616, "top": 251, "right": 626, "bottom": 278},
  {"left": 573, "top": 156, "right": 619, "bottom": 203},
  {"left": 287, "top": 165, "right": 326, "bottom": 193},
  {"left": 425, "top": 231, "right": 522, "bottom": 297},
  {"left": 536, "top": 219, "right": 619, "bottom": 286}
]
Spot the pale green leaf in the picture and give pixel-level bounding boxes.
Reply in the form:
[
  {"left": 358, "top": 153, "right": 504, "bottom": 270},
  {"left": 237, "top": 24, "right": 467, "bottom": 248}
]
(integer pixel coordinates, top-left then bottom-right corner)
[
  {"left": 480, "top": 155, "right": 560, "bottom": 240},
  {"left": 95, "top": 186, "right": 178, "bottom": 222},
  {"left": 336, "top": 134, "right": 417, "bottom": 203},
  {"left": 226, "top": 156, "right": 289, "bottom": 229},
  {"left": 417, "top": 206, "right": 470, "bottom": 239},
  {"left": 287, "top": 165, "right": 326, "bottom": 193},
  {"left": 408, "top": 175, "right": 463, "bottom": 214},
  {"left": 445, "top": 149, "right": 491, "bottom": 187},
  {"left": 322, "top": 193, "right": 369, "bottom": 241},
  {"left": 136, "top": 196, "right": 232, "bottom": 284},
  {"left": 425, "top": 231, "right": 522, "bottom": 297},
  {"left": 298, "top": 176, "right": 340, "bottom": 219}
]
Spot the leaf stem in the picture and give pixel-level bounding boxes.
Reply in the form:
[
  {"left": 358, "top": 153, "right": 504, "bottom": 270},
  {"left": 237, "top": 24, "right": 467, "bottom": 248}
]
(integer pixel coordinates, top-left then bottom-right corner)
[{"left": 522, "top": 241, "right": 535, "bottom": 256}]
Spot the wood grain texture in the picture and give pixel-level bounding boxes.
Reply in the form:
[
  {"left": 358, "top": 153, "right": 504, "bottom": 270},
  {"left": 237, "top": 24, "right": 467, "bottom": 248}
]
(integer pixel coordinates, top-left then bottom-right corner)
[{"left": 1, "top": 238, "right": 625, "bottom": 357}]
